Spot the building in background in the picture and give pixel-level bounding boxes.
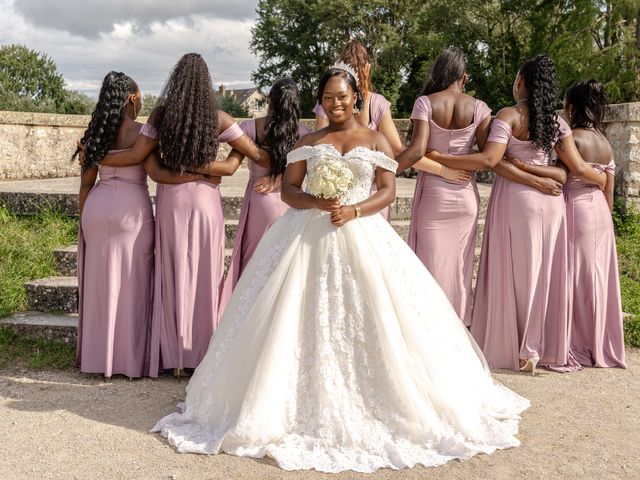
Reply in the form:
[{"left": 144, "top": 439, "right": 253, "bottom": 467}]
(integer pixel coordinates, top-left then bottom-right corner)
[{"left": 216, "top": 85, "right": 267, "bottom": 118}]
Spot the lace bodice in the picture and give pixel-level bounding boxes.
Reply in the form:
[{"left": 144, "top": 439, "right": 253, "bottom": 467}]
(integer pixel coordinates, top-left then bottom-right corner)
[{"left": 286, "top": 144, "right": 398, "bottom": 205}]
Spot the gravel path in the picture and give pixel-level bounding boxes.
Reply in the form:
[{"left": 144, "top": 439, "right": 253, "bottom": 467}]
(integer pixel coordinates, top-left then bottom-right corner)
[{"left": 1, "top": 350, "right": 638, "bottom": 480}]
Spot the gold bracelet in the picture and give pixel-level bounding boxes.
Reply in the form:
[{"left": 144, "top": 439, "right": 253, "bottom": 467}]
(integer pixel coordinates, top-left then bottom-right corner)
[{"left": 354, "top": 204, "right": 362, "bottom": 218}]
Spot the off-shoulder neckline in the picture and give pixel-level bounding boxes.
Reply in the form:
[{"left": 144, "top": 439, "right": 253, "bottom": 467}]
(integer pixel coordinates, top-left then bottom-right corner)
[{"left": 289, "top": 143, "right": 389, "bottom": 158}]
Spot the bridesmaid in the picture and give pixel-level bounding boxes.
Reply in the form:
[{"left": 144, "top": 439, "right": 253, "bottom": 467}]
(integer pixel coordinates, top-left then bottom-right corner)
[
  {"left": 314, "top": 39, "right": 403, "bottom": 219},
  {"left": 396, "top": 47, "right": 491, "bottom": 325},
  {"left": 221, "top": 78, "right": 309, "bottom": 305},
  {"left": 561, "top": 80, "right": 626, "bottom": 368},
  {"left": 101, "top": 54, "right": 270, "bottom": 377},
  {"left": 426, "top": 55, "right": 607, "bottom": 374},
  {"left": 75, "top": 71, "right": 208, "bottom": 378}
]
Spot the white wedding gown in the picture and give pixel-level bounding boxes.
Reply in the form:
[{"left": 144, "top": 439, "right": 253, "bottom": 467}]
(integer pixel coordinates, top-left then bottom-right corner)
[{"left": 152, "top": 144, "right": 530, "bottom": 473}]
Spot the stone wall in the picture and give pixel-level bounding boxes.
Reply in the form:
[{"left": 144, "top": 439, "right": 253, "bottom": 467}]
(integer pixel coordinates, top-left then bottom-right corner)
[{"left": 1, "top": 107, "right": 638, "bottom": 206}]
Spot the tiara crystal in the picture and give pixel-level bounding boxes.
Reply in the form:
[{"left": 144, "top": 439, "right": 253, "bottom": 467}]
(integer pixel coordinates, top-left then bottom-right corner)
[{"left": 330, "top": 61, "right": 359, "bottom": 85}]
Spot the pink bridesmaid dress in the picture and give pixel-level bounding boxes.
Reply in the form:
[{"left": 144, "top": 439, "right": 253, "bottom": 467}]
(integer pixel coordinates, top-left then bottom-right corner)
[
  {"left": 146, "top": 122, "right": 244, "bottom": 377},
  {"left": 220, "top": 119, "right": 309, "bottom": 310},
  {"left": 470, "top": 118, "right": 576, "bottom": 371},
  {"left": 314, "top": 92, "right": 392, "bottom": 219},
  {"left": 77, "top": 155, "right": 154, "bottom": 378},
  {"left": 565, "top": 159, "right": 626, "bottom": 368},
  {"left": 408, "top": 96, "right": 491, "bottom": 325}
]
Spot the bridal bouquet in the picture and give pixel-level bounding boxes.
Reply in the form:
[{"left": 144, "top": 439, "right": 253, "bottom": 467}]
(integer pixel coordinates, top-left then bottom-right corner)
[{"left": 308, "top": 156, "right": 355, "bottom": 199}]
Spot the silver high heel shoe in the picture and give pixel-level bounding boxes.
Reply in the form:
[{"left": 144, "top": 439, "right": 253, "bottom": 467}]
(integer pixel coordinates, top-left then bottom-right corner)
[{"left": 519, "top": 357, "right": 540, "bottom": 376}]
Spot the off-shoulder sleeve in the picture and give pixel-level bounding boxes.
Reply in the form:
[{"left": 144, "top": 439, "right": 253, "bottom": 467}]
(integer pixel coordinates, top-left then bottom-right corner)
[
  {"left": 313, "top": 102, "right": 327, "bottom": 119},
  {"left": 140, "top": 123, "right": 157, "bottom": 139},
  {"left": 475, "top": 100, "right": 492, "bottom": 124},
  {"left": 286, "top": 146, "right": 316, "bottom": 165},
  {"left": 558, "top": 116, "right": 572, "bottom": 139},
  {"left": 219, "top": 122, "right": 244, "bottom": 143},
  {"left": 487, "top": 118, "right": 512, "bottom": 144},
  {"left": 298, "top": 122, "right": 311, "bottom": 137},
  {"left": 239, "top": 119, "right": 256, "bottom": 141},
  {"left": 605, "top": 158, "right": 616, "bottom": 175},
  {"left": 371, "top": 93, "right": 391, "bottom": 126},
  {"left": 368, "top": 151, "right": 398, "bottom": 173},
  {"left": 410, "top": 96, "right": 432, "bottom": 122}
]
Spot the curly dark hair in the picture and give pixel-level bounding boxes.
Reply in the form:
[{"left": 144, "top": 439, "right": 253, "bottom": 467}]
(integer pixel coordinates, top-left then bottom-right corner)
[
  {"left": 316, "top": 68, "right": 364, "bottom": 112},
  {"left": 73, "top": 71, "right": 137, "bottom": 174},
  {"left": 154, "top": 53, "right": 219, "bottom": 172},
  {"left": 264, "top": 78, "right": 302, "bottom": 178},
  {"left": 564, "top": 79, "right": 608, "bottom": 134},
  {"left": 339, "top": 39, "right": 372, "bottom": 101},
  {"left": 421, "top": 47, "right": 466, "bottom": 95},
  {"left": 519, "top": 54, "right": 560, "bottom": 154}
]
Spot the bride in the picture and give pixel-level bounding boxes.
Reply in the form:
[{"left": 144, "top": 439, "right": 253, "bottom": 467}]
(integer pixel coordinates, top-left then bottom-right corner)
[{"left": 153, "top": 64, "right": 530, "bottom": 473}]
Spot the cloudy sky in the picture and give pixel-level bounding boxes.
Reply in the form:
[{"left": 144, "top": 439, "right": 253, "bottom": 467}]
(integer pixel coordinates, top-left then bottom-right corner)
[{"left": 0, "top": 0, "right": 261, "bottom": 97}]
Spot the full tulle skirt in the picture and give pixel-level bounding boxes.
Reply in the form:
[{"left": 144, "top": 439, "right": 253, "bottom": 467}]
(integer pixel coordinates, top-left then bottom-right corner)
[{"left": 153, "top": 208, "right": 529, "bottom": 473}]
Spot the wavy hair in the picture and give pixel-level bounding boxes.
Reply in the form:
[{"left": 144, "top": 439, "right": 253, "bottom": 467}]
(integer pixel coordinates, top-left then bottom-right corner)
[
  {"left": 519, "top": 54, "right": 560, "bottom": 154},
  {"left": 564, "top": 79, "right": 608, "bottom": 134},
  {"left": 155, "top": 53, "right": 219, "bottom": 172},
  {"left": 264, "top": 78, "right": 302, "bottom": 178},
  {"left": 339, "top": 39, "right": 372, "bottom": 101},
  {"left": 73, "top": 71, "right": 137, "bottom": 174},
  {"left": 316, "top": 68, "right": 364, "bottom": 112},
  {"left": 421, "top": 47, "right": 466, "bottom": 95}
]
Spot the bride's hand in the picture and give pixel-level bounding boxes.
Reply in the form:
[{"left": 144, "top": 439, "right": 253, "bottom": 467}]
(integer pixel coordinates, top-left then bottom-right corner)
[
  {"left": 315, "top": 197, "right": 341, "bottom": 212},
  {"left": 330, "top": 205, "right": 356, "bottom": 227}
]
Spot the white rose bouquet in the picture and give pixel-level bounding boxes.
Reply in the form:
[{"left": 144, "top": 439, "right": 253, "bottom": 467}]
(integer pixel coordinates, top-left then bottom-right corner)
[{"left": 308, "top": 156, "right": 355, "bottom": 199}]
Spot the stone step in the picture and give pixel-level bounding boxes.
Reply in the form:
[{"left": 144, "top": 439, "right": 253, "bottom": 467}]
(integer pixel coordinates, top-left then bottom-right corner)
[
  {"left": 0, "top": 312, "right": 78, "bottom": 343},
  {"left": 24, "top": 276, "right": 78, "bottom": 314}
]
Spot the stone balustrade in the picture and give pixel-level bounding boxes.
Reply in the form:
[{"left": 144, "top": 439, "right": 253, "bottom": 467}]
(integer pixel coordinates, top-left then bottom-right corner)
[{"left": 1, "top": 105, "right": 638, "bottom": 206}]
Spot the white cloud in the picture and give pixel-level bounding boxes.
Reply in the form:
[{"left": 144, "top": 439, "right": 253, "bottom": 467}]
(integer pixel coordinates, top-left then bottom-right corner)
[{"left": 0, "top": 0, "right": 261, "bottom": 97}]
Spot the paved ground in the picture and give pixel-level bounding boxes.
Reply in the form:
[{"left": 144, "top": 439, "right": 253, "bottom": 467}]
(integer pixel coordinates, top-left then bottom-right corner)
[{"left": 0, "top": 350, "right": 638, "bottom": 480}]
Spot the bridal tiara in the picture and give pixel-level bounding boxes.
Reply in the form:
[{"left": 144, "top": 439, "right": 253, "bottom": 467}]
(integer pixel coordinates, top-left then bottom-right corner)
[{"left": 330, "top": 61, "right": 359, "bottom": 85}]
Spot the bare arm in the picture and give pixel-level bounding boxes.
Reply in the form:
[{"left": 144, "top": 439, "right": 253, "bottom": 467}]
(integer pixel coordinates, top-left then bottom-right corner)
[
  {"left": 605, "top": 172, "right": 615, "bottom": 211},
  {"left": 493, "top": 160, "right": 563, "bottom": 195},
  {"left": 281, "top": 158, "right": 340, "bottom": 211},
  {"left": 143, "top": 152, "right": 213, "bottom": 184},
  {"left": 507, "top": 157, "right": 567, "bottom": 184},
  {"left": 99, "top": 134, "right": 158, "bottom": 167},
  {"left": 428, "top": 140, "right": 507, "bottom": 171},
  {"left": 377, "top": 110, "right": 404, "bottom": 156},
  {"left": 188, "top": 149, "right": 245, "bottom": 176},
  {"left": 475, "top": 116, "right": 492, "bottom": 151},
  {"left": 395, "top": 119, "right": 429, "bottom": 172},
  {"left": 555, "top": 134, "right": 606, "bottom": 188},
  {"left": 79, "top": 167, "right": 98, "bottom": 216},
  {"left": 218, "top": 110, "right": 270, "bottom": 167},
  {"left": 413, "top": 157, "right": 472, "bottom": 183}
]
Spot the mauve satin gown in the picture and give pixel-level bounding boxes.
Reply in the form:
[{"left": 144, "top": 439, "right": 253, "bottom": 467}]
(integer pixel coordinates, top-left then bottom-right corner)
[
  {"left": 219, "top": 119, "right": 310, "bottom": 313},
  {"left": 565, "top": 159, "right": 626, "bottom": 368},
  {"left": 470, "top": 117, "right": 577, "bottom": 371},
  {"left": 146, "top": 122, "right": 245, "bottom": 377},
  {"left": 408, "top": 95, "right": 491, "bottom": 325},
  {"left": 77, "top": 159, "right": 154, "bottom": 378},
  {"left": 314, "top": 92, "right": 392, "bottom": 220}
]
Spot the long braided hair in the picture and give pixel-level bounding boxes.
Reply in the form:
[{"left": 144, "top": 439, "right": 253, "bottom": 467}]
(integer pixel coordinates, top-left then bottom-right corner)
[
  {"left": 154, "top": 53, "right": 219, "bottom": 172},
  {"left": 263, "top": 78, "right": 302, "bottom": 178},
  {"left": 73, "top": 71, "right": 137, "bottom": 174},
  {"left": 519, "top": 55, "right": 561, "bottom": 154},
  {"left": 564, "top": 79, "right": 608, "bottom": 134}
]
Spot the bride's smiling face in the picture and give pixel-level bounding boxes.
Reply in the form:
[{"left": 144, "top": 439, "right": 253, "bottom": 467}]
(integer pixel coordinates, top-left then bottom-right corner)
[{"left": 321, "top": 76, "right": 357, "bottom": 123}]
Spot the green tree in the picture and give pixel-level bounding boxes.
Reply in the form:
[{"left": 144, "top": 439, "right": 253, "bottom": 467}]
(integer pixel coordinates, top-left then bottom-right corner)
[
  {"left": 250, "top": 0, "right": 426, "bottom": 115},
  {"left": 0, "top": 44, "right": 66, "bottom": 110},
  {"left": 58, "top": 90, "right": 95, "bottom": 114},
  {"left": 139, "top": 93, "right": 158, "bottom": 116},
  {"left": 218, "top": 94, "right": 249, "bottom": 118}
]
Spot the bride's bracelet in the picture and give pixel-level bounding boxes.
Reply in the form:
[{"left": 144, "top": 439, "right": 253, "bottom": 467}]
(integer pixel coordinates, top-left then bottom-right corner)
[{"left": 353, "top": 204, "right": 362, "bottom": 218}]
